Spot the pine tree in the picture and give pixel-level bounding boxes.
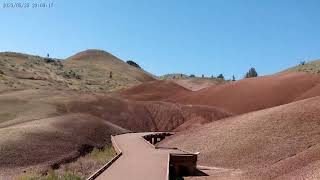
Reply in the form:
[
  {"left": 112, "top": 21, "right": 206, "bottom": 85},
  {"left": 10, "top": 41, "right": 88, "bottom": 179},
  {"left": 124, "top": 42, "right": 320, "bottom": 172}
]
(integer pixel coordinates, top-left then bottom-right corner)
[
  {"left": 245, "top": 68, "right": 258, "bottom": 78},
  {"left": 217, "top": 74, "right": 224, "bottom": 80}
]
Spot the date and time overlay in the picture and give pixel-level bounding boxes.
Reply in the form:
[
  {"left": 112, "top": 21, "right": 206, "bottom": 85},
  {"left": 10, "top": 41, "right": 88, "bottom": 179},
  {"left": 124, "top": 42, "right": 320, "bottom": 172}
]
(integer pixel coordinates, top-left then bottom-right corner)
[{"left": 1, "top": 1, "right": 54, "bottom": 9}]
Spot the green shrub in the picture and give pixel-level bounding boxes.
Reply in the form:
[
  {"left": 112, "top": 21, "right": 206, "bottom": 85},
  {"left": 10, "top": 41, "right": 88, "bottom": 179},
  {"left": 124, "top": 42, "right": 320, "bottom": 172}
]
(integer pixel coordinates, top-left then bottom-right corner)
[
  {"left": 126, "top": 60, "right": 141, "bottom": 69},
  {"left": 245, "top": 67, "right": 258, "bottom": 78},
  {"left": 217, "top": 74, "right": 224, "bottom": 80}
]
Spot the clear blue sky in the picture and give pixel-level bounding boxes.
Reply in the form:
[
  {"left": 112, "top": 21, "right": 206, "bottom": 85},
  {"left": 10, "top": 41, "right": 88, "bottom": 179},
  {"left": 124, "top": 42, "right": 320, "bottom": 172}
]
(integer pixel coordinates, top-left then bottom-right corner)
[{"left": 1, "top": 0, "right": 320, "bottom": 79}]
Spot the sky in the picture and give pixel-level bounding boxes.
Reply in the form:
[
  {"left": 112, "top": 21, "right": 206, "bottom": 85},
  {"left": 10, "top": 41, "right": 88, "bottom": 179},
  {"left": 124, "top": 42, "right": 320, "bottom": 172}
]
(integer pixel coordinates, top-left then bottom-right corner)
[{"left": 0, "top": 0, "right": 320, "bottom": 79}]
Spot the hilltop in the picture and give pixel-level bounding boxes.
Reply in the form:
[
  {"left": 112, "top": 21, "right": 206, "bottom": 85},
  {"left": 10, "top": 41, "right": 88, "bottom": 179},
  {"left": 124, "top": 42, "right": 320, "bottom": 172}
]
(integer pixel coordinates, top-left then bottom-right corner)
[{"left": 65, "top": 49, "right": 155, "bottom": 89}]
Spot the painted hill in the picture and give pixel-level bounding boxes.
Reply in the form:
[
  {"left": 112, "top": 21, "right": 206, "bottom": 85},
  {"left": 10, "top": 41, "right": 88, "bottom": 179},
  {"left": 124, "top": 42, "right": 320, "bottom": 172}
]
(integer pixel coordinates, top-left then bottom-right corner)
[
  {"left": 172, "top": 72, "right": 320, "bottom": 114},
  {"left": 120, "top": 80, "right": 191, "bottom": 101},
  {"left": 159, "top": 96, "right": 320, "bottom": 179},
  {"left": 62, "top": 96, "right": 232, "bottom": 132},
  {"left": 2, "top": 50, "right": 320, "bottom": 179},
  {"left": 0, "top": 88, "right": 231, "bottom": 178}
]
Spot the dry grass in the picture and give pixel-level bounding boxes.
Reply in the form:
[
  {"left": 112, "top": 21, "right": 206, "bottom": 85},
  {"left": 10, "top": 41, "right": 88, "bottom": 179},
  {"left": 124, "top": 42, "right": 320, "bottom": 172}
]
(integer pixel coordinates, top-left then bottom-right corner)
[
  {"left": 16, "top": 145, "right": 116, "bottom": 180},
  {"left": 282, "top": 59, "right": 320, "bottom": 74},
  {"left": 17, "top": 170, "right": 81, "bottom": 180},
  {"left": 59, "top": 144, "right": 116, "bottom": 178},
  {"left": 0, "top": 112, "right": 16, "bottom": 123},
  {"left": 0, "top": 50, "right": 154, "bottom": 94}
]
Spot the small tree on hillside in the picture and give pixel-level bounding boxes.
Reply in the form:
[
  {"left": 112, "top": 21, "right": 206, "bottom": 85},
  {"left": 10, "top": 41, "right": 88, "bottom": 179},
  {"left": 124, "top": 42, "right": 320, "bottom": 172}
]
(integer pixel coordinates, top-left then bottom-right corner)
[
  {"left": 232, "top": 75, "right": 236, "bottom": 81},
  {"left": 245, "top": 67, "right": 258, "bottom": 78},
  {"left": 217, "top": 74, "right": 224, "bottom": 80},
  {"left": 189, "top": 74, "right": 195, "bottom": 78},
  {"left": 126, "top": 60, "right": 141, "bottom": 69},
  {"left": 300, "top": 61, "right": 306, "bottom": 66}
]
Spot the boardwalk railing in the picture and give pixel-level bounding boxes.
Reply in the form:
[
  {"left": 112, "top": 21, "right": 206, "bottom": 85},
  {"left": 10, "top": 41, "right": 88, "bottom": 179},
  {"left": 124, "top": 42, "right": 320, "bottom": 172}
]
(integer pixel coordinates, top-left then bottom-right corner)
[{"left": 141, "top": 132, "right": 199, "bottom": 180}]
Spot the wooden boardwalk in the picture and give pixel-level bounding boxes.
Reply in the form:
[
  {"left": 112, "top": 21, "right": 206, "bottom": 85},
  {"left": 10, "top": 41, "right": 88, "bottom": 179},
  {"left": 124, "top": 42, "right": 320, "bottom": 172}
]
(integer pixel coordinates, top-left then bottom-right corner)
[{"left": 96, "top": 132, "right": 189, "bottom": 180}]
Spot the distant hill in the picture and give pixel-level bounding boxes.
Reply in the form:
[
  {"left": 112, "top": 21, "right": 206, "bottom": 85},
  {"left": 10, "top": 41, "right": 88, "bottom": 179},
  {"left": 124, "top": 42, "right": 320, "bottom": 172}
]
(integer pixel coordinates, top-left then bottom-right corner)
[
  {"left": 0, "top": 50, "right": 155, "bottom": 93},
  {"left": 120, "top": 80, "right": 191, "bottom": 101},
  {"left": 65, "top": 49, "right": 155, "bottom": 92},
  {"left": 160, "top": 73, "right": 190, "bottom": 79},
  {"left": 160, "top": 73, "right": 226, "bottom": 91},
  {"left": 282, "top": 59, "right": 320, "bottom": 74}
]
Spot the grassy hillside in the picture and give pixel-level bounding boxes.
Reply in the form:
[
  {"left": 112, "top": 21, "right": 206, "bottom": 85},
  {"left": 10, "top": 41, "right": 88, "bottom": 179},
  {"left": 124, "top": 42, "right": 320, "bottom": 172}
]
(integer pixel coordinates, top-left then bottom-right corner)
[
  {"left": 160, "top": 73, "right": 190, "bottom": 79},
  {"left": 282, "top": 59, "right": 320, "bottom": 74},
  {"left": 65, "top": 49, "right": 155, "bottom": 92},
  {"left": 0, "top": 50, "right": 155, "bottom": 93}
]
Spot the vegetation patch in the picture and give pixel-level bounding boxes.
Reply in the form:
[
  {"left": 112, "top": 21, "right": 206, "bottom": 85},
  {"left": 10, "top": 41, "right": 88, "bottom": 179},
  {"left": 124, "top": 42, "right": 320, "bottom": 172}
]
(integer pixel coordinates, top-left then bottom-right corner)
[
  {"left": 17, "top": 170, "right": 81, "bottom": 180},
  {"left": 0, "top": 112, "right": 17, "bottom": 123},
  {"left": 17, "top": 145, "right": 116, "bottom": 180}
]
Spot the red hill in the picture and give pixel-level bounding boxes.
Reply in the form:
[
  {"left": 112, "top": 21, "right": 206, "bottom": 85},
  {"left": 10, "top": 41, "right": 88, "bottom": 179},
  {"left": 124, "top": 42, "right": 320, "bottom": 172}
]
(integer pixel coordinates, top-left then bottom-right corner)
[
  {"left": 120, "top": 80, "right": 191, "bottom": 101},
  {"left": 160, "top": 96, "right": 320, "bottom": 179},
  {"left": 173, "top": 72, "right": 320, "bottom": 114}
]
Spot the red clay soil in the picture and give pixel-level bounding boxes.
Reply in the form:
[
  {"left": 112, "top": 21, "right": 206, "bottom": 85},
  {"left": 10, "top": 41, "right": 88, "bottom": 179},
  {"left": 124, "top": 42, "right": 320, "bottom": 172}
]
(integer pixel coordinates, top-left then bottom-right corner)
[
  {"left": 160, "top": 96, "right": 320, "bottom": 179},
  {"left": 0, "top": 113, "right": 128, "bottom": 178},
  {"left": 173, "top": 105, "right": 233, "bottom": 131},
  {"left": 120, "top": 80, "right": 191, "bottom": 101},
  {"left": 62, "top": 95, "right": 232, "bottom": 132},
  {"left": 171, "top": 72, "right": 320, "bottom": 114},
  {"left": 0, "top": 93, "right": 231, "bottom": 178}
]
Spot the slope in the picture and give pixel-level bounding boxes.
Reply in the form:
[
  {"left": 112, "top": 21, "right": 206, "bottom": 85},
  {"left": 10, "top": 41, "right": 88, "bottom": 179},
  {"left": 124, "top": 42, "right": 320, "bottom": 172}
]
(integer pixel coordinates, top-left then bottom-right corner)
[
  {"left": 172, "top": 72, "right": 320, "bottom": 114},
  {"left": 0, "top": 90, "right": 231, "bottom": 178},
  {"left": 120, "top": 80, "right": 191, "bottom": 101},
  {"left": 160, "top": 96, "right": 320, "bottom": 179}
]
